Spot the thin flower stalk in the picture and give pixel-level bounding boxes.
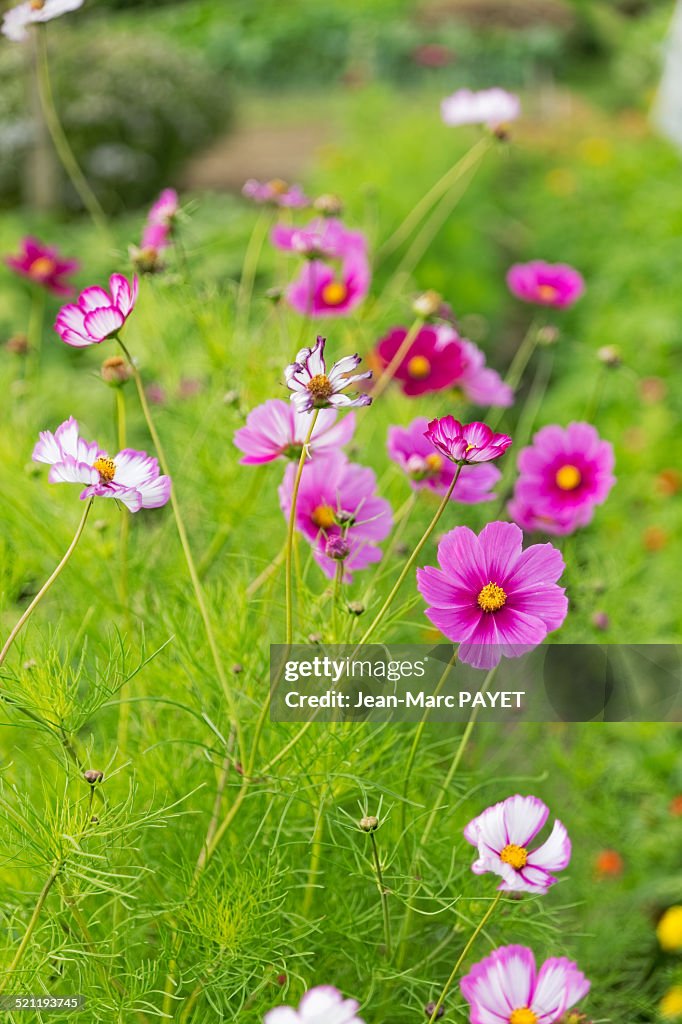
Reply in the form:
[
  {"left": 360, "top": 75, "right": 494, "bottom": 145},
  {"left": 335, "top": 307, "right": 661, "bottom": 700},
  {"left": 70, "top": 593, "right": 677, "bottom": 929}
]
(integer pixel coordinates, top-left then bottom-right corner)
[
  {"left": 371, "top": 315, "right": 423, "bottom": 400},
  {"left": 235, "top": 207, "right": 274, "bottom": 342},
  {"left": 0, "top": 862, "right": 62, "bottom": 996},
  {"left": 285, "top": 410, "right": 320, "bottom": 643},
  {"left": 370, "top": 828, "right": 392, "bottom": 958}
]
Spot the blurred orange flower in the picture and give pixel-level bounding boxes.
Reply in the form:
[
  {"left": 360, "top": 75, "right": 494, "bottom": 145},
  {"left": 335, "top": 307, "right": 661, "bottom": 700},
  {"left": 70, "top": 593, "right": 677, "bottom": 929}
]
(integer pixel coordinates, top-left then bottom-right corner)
[{"left": 594, "top": 849, "right": 623, "bottom": 878}]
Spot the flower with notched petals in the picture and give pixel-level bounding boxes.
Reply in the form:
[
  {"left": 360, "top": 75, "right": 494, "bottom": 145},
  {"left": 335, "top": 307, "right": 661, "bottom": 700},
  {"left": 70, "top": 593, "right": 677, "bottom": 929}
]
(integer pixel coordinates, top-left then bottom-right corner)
[{"left": 285, "top": 336, "right": 372, "bottom": 413}]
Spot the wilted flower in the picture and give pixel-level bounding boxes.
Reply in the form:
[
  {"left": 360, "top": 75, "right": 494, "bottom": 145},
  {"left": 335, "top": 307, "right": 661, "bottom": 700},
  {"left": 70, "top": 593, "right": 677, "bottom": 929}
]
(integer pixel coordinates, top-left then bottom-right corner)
[
  {"left": 279, "top": 452, "right": 392, "bottom": 582},
  {"left": 509, "top": 423, "right": 615, "bottom": 536},
  {"left": 33, "top": 417, "right": 170, "bottom": 512},
  {"left": 265, "top": 985, "right": 365, "bottom": 1024},
  {"left": 234, "top": 399, "right": 355, "bottom": 465},
  {"left": 441, "top": 87, "right": 520, "bottom": 129},
  {"left": 464, "top": 794, "right": 571, "bottom": 894},
  {"left": 243, "top": 178, "right": 309, "bottom": 208},
  {"left": 657, "top": 906, "right": 682, "bottom": 953},
  {"left": 388, "top": 418, "right": 501, "bottom": 503},
  {"left": 285, "top": 336, "right": 372, "bottom": 413},
  {"left": 461, "top": 946, "right": 590, "bottom": 1024},
  {"left": 2, "top": 0, "right": 83, "bottom": 42},
  {"left": 55, "top": 275, "right": 138, "bottom": 347},
  {"left": 424, "top": 417, "right": 512, "bottom": 465},
  {"left": 507, "top": 261, "right": 585, "bottom": 309},
  {"left": 416, "top": 522, "right": 568, "bottom": 669},
  {"left": 374, "top": 324, "right": 512, "bottom": 405},
  {"left": 6, "top": 237, "right": 78, "bottom": 296}
]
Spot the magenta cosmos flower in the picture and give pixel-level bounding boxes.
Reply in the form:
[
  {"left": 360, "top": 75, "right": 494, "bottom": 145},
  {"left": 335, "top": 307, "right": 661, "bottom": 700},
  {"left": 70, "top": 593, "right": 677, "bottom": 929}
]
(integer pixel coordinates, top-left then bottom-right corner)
[
  {"left": 234, "top": 399, "right": 355, "bottom": 465},
  {"left": 507, "top": 261, "right": 584, "bottom": 309},
  {"left": 279, "top": 452, "right": 392, "bottom": 582},
  {"left": 461, "top": 946, "right": 590, "bottom": 1024},
  {"left": 33, "top": 417, "right": 170, "bottom": 512},
  {"left": 375, "top": 324, "right": 512, "bottom": 405},
  {"left": 2, "top": 0, "right": 83, "bottom": 41},
  {"left": 265, "top": 986, "right": 365, "bottom": 1024},
  {"left": 416, "top": 522, "right": 568, "bottom": 669},
  {"left": 425, "top": 417, "right": 512, "bottom": 465},
  {"left": 509, "top": 422, "right": 615, "bottom": 536},
  {"left": 243, "top": 178, "right": 309, "bottom": 208},
  {"left": 388, "top": 418, "right": 501, "bottom": 504},
  {"left": 285, "top": 336, "right": 372, "bottom": 413},
  {"left": 441, "top": 87, "right": 520, "bottom": 129},
  {"left": 55, "top": 275, "right": 138, "bottom": 348},
  {"left": 6, "top": 237, "right": 78, "bottom": 297},
  {"left": 464, "top": 794, "right": 571, "bottom": 894}
]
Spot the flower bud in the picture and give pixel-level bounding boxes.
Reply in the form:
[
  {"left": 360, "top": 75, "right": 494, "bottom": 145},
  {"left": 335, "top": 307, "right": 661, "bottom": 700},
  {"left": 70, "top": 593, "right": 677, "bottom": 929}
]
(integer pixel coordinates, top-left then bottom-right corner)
[
  {"left": 347, "top": 601, "right": 365, "bottom": 616},
  {"left": 265, "top": 286, "right": 283, "bottom": 304},
  {"left": 424, "top": 1003, "right": 445, "bottom": 1020},
  {"left": 591, "top": 611, "right": 609, "bottom": 632},
  {"left": 558, "top": 1014, "right": 590, "bottom": 1024},
  {"left": 597, "top": 345, "right": 621, "bottom": 367},
  {"left": 359, "top": 815, "right": 379, "bottom": 832},
  {"left": 129, "top": 244, "right": 164, "bottom": 275},
  {"left": 101, "top": 355, "right": 132, "bottom": 387},
  {"left": 325, "top": 536, "right": 350, "bottom": 561},
  {"left": 412, "top": 290, "right": 443, "bottom": 320},
  {"left": 5, "top": 333, "right": 29, "bottom": 355},
  {"left": 314, "top": 193, "right": 344, "bottom": 217},
  {"left": 537, "top": 325, "right": 560, "bottom": 346},
  {"left": 232, "top": 663, "right": 244, "bottom": 674},
  {"left": 83, "top": 769, "right": 104, "bottom": 785}
]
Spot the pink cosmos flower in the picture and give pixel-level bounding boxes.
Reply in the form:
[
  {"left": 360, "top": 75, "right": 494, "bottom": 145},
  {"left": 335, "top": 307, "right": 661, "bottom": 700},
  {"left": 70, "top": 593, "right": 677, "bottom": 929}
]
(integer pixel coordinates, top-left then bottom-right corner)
[
  {"left": 243, "top": 178, "right": 309, "bottom": 208},
  {"left": 265, "top": 986, "right": 365, "bottom": 1024},
  {"left": 131, "top": 189, "right": 179, "bottom": 272},
  {"left": 285, "top": 336, "right": 372, "bottom": 413},
  {"left": 6, "top": 237, "right": 78, "bottom": 297},
  {"left": 461, "top": 946, "right": 590, "bottom": 1024},
  {"left": 509, "top": 423, "right": 615, "bottom": 536},
  {"left": 416, "top": 522, "right": 568, "bottom": 669},
  {"left": 463, "top": 794, "right": 571, "bottom": 894},
  {"left": 147, "top": 188, "right": 179, "bottom": 226},
  {"left": 441, "top": 87, "right": 520, "bottom": 129},
  {"left": 387, "top": 418, "right": 501, "bottom": 503},
  {"left": 374, "top": 324, "right": 512, "bottom": 405},
  {"left": 279, "top": 452, "right": 392, "bottom": 582},
  {"left": 33, "top": 417, "right": 170, "bottom": 513},
  {"left": 55, "top": 275, "right": 138, "bottom": 347},
  {"left": 2, "top": 0, "right": 83, "bottom": 42},
  {"left": 506, "top": 261, "right": 585, "bottom": 309},
  {"left": 425, "top": 417, "right": 512, "bottom": 465},
  {"left": 234, "top": 399, "right": 356, "bottom": 465},
  {"left": 271, "top": 218, "right": 364, "bottom": 260}
]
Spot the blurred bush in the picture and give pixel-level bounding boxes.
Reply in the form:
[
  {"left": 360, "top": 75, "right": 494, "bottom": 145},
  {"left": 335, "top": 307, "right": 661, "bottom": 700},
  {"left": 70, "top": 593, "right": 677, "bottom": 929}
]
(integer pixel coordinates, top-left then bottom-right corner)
[{"left": 0, "top": 27, "right": 232, "bottom": 213}]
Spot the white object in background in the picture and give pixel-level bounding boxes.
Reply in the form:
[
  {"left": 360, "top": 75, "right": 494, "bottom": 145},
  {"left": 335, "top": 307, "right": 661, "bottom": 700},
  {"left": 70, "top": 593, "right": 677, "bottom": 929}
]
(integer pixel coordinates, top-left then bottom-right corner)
[{"left": 654, "top": 0, "right": 682, "bottom": 149}]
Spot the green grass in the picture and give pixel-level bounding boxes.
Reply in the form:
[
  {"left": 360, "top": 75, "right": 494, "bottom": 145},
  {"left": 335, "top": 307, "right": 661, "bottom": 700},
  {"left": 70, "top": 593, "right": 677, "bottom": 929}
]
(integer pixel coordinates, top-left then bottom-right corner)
[{"left": 0, "top": 79, "right": 681, "bottom": 1022}]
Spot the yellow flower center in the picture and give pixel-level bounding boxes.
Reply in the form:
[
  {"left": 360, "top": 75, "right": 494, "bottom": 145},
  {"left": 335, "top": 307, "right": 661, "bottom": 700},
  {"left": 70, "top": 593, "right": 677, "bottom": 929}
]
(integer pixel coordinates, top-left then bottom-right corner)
[
  {"left": 311, "top": 504, "right": 336, "bottom": 530},
  {"left": 555, "top": 464, "right": 582, "bottom": 491},
  {"left": 306, "top": 374, "right": 334, "bottom": 402},
  {"left": 406, "top": 355, "right": 431, "bottom": 379},
  {"left": 321, "top": 281, "right": 348, "bottom": 306},
  {"left": 509, "top": 1009, "right": 538, "bottom": 1024},
  {"left": 425, "top": 453, "right": 443, "bottom": 472},
  {"left": 30, "top": 0, "right": 46, "bottom": 8},
  {"left": 93, "top": 457, "right": 116, "bottom": 482},
  {"left": 268, "top": 178, "right": 288, "bottom": 194},
  {"left": 537, "top": 283, "right": 559, "bottom": 302},
  {"left": 500, "top": 843, "right": 528, "bottom": 869},
  {"left": 477, "top": 582, "right": 507, "bottom": 613},
  {"left": 29, "top": 256, "right": 56, "bottom": 277}
]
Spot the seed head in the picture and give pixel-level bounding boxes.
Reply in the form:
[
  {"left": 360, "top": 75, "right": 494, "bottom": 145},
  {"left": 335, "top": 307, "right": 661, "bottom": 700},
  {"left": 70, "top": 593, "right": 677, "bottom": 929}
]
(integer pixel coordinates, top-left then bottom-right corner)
[{"left": 359, "top": 815, "right": 379, "bottom": 832}]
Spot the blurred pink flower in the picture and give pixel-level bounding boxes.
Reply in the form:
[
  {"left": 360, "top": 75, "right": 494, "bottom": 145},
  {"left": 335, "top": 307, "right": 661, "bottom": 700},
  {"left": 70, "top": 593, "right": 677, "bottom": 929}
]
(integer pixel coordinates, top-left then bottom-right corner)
[
  {"left": 285, "top": 336, "right": 372, "bottom": 413},
  {"left": 416, "top": 522, "right": 568, "bottom": 669},
  {"left": 507, "top": 261, "right": 584, "bottom": 309},
  {"left": 6, "top": 237, "right": 78, "bottom": 297},
  {"left": 441, "top": 87, "right": 520, "bottom": 129},
  {"left": 265, "top": 986, "right": 365, "bottom": 1024},
  {"left": 461, "top": 946, "right": 590, "bottom": 1024},
  {"left": 2, "top": 0, "right": 83, "bottom": 42},
  {"left": 33, "top": 417, "right": 170, "bottom": 513},
  {"left": 243, "top": 178, "right": 309, "bottom": 208},
  {"left": 387, "top": 417, "right": 500, "bottom": 503},
  {"left": 279, "top": 452, "right": 392, "bottom": 582},
  {"left": 413, "top": 43, "right": 453, "bottom": 68},
  {"left": 425, "top": 416, "right": 512, "bottom": 465},
  {"left": 55, "top": 275, "right": 138, "bottom": 347},
  {"left": 509, "top": 422, "right": 615, "bottom": 536},
  {"left": 148, "top": 188, "right": 179, "bottom": 226},
  {"left": 234, "top": 399, "right": 355, "bottom": 465},
  {"left": 464, "top": 794, "right": 571, "bottom": 894}
]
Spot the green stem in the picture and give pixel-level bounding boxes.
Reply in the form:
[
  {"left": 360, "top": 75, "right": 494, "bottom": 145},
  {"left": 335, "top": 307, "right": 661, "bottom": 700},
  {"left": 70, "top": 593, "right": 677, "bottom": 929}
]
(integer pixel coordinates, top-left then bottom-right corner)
[
  {"left": 235, "top": 209, "right": 273, "bottom": 341},
  {"left": 357, "top": 465, "right": 463, "bottom": 645},
  {"left": 35, "top": 26, "right": 109, "bottom": 237},
  {"left": 116, "top": 337, "right": 244, "bottom": 767},
  {"left": 504, "top": 320, "right": 542, "bottom": 393},
  {"left": 27, "top": 286, "right": 45, "bottom": 377},
  {"left": 301, "top": 794, "right": 326, "bottom": 918},
  {"left": 372, "top": 315, "right": 423, "bottom": 401},
  {"left": 0, "top": 863, "right": 61, "bottom": 995},
  {"left": 0, "top": 499, "right": 93, "bottom": 670},
  {"left": 285, "top": 411, "right": 320, "bottom": 644},
  {"left": 427, "top": 891, "right": 503, "bottom": 1024},
  {"left": 370, "top": 830, "right": 392, "bottom": 958}
]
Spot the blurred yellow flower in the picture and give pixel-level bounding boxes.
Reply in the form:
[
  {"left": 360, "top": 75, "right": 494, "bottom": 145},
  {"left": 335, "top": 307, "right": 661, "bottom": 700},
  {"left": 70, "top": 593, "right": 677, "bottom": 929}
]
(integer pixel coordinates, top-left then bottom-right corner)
[
  {"left": 657, "top": 907, "right": 682, "bottom": 953},
  {"left": 660, "top": 986, "right": 682, "bottom": 1019},
  {"left": 578, "top": 137, "right": 613, "bottom": 166},
  {"left": 545, "top": 168, "right": 577, "bottom": 197}
]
